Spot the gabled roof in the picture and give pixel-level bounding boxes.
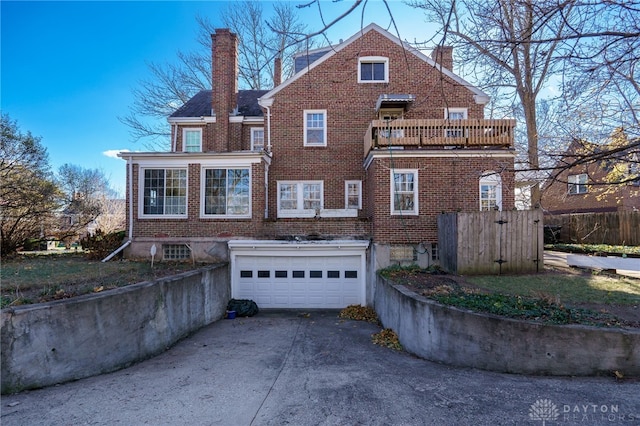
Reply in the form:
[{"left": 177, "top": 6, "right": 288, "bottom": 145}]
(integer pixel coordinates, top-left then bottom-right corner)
[
  {"left": 259, "top": 23, "right": 489, "bottom": 105},
  {"left": 170, "top": 89, "right": 269, "bottom": 118}
]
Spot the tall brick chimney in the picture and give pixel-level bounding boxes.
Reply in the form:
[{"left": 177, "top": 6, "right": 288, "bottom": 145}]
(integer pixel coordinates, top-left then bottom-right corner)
[
  {"left": 273, "top": 55, "right": 282, "bottom": 87},
  {"left": 212, "top": 28, "right": 238, "bottom": 151},
  {"left": 431, "top": 45, "right": 453, "bottom": 71}
]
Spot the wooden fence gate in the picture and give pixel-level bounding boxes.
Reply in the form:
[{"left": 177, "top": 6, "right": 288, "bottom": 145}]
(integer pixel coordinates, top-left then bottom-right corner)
[{"left": 438, "top": 210, "right": 544, "bottom": 275}]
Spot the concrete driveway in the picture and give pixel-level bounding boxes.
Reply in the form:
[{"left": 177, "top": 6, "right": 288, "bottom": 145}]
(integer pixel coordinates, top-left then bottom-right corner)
[{"left": 2, "top": 310, "right": 639, "bottom": 425}]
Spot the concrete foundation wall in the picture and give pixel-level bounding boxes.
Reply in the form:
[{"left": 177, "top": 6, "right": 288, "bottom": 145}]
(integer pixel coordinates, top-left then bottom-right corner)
[
  {"left": 1, "top": 264, "right": 230, "bottom": 394},
  {"left": 374, "top": 275, "right": 640, "bottom": 376}
]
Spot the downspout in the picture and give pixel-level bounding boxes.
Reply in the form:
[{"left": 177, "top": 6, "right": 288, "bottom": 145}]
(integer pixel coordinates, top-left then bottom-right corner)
[
  {"left": 102, "top": 156, "right": 134, "bottom": 262},
  {"left": 171, "top": 123, "right": 177, "bottom": 152},
  {"left": 265, "top": 105, "right": 272, "bottom": 152}
]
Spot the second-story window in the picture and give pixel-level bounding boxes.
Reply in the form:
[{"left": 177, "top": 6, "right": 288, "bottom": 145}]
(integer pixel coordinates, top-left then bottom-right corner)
[
  {"left": 444, "top": 108, "right": 467, "bottom": 138},
  {"left": 183, "top": 129, "right": 202, "bottom": 152},
  {"left": 391, "top": 170, "right": 418, "bottom": 215},
  {"left": 251, "top": 128, "right": 264, "bottom": 151},
  {"left": 304, "top": 110, "right": 327, "bottom": 147},
  {"left": 568, "top": 173, "right": 588, "bottom": 194},
  {"left": 358, "top": 56, "right": 389, "bottom": 83}
]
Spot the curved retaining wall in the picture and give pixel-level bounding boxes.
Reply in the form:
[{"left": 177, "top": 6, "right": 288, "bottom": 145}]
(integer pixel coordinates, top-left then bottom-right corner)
[
  {"left": 1, "top": 264, "right": 230, "bottom": 394},
  {"left": 374, "top": 276, "right": 640, "bottom": 376}
]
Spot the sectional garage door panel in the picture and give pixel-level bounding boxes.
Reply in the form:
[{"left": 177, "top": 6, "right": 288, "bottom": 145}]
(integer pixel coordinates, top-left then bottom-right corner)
[{"left": 234, "top": 255, "right": 363, "bottom": 308}]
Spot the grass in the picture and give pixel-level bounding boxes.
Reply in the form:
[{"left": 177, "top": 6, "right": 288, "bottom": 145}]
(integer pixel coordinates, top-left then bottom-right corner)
[
  {"left": 467, "top": 272, "right": 640, "bottom": 306},
  {"left": 1, "top": 252, "right": 201, "bottom": 308}
]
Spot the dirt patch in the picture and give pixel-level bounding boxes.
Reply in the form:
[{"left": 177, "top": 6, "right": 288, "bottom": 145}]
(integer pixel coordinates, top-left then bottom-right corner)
[{"left": 384, "top": 268, "right": 640, "bottom": 328}]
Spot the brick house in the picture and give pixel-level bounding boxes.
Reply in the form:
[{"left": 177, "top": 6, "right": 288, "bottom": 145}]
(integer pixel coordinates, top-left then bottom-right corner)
[
  {"left": 541, "top": 138, "right": 640, "bottom": 214},
  {"left": 119, "top": 23, "right": 516, "bottom": 308}
]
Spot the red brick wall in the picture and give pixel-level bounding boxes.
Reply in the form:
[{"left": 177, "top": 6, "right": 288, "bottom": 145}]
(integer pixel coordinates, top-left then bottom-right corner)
[{"left": 541, "top": 162, "right": 639, "bottom": 214}]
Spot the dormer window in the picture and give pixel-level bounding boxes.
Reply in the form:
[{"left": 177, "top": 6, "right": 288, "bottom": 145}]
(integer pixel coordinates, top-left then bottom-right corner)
[
  {"left": 358, "top": 57, "right": 389, "bottom": 83},
  {"left": 183, "top": 128, "right": 202, "bottom": 152}
]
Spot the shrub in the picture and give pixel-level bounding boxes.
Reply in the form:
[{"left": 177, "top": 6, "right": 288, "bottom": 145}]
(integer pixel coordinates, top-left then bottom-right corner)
[{"left": 81, "top": 229, "right": 126, "bottom": 261}]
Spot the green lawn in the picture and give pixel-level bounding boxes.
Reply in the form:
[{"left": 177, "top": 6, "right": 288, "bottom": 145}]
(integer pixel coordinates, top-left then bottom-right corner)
[{"left": 467, "top": 272, "right": 640, "bottom": 305}]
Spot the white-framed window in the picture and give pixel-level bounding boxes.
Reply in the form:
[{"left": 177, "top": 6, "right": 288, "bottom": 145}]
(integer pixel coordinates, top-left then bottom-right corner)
[
  {"left": 183, "top": 128, "right": 202, "bottom": 152},
  {"left": 345, "top": 180, "right": 362, "bottom": 209},
  {"left": 568, "top": 173, "right": 588, "bottom": 194},
  {"left": 444, "top": 108, "right": 468, "bottom": 138},
  {"left": 391, "top": 170, "right": 418, "bottom": 215},
  {"left": 141, "top": 168, "right": 187, "bottom": 217},
  {"left": 358, "top": 56, "right": 389, "bottom": 83},
  {"left": 251, "top": 127, "right": 265, "bottom": 151},
  {"left": 304, "top": 110, "right": 327, "bottom": 147},
  {"left": 278, "top": 181, "right": 323, "bottom": 217},
  {"left": 202, "top": 168, "right": 251, "bottom": 217},
  {"left": 479, "top": 171, "right": 502, "bottom": 211}
]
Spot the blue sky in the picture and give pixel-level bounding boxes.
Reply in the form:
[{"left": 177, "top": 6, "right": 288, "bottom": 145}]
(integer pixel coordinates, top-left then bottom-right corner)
[{"left": 2, "top": 1, "right": 436, "bottom": 196}]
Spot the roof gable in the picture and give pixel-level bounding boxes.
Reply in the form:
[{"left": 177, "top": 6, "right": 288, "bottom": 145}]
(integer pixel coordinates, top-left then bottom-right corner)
[{"left": 259, "top": 23, "right": 489, "bottom": 104}]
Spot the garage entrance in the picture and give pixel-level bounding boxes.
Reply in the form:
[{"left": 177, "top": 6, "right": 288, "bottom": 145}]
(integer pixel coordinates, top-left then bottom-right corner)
[{"left": 228, "top": 240, "right": 369, "bottom": 309}]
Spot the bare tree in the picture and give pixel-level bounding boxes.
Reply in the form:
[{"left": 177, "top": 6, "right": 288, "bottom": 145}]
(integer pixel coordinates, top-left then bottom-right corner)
[{"left": 120, "top": 1, "right": 312, "bottom": 149}]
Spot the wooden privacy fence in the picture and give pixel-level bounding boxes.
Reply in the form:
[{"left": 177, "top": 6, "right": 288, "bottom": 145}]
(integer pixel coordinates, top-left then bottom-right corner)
[
  {"left": 438, "top": 210, "right": 544, "bottom": 275},
  {"left": 544, "top": 211, "right": 640, "bottom": 246}
]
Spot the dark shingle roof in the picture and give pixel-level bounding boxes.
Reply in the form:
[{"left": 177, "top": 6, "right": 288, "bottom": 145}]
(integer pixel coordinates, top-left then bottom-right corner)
[
  {"left": 170, "top": 89, "right": 269, "bottom": 118},
  {"left": 294, "top": 47, "right": 332, "bottom": 73}
]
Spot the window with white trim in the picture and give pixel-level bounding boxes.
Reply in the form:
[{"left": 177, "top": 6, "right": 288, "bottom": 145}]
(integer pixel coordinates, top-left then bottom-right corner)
[
  {"left": 391, "top": 170, "right": 418, "bottom": 215},
  {"left": 345, "top": 180, "right": 362, "bottom": 209},
  {"left": 142, "top": 168, "right": 187, "bottom": 216},
  {"left": 568, "top": 173, "right": 588, "bottom": 194},
  {"left": 203, "top": 168, "right": 250, "bottom": 217},
  {"left": 183, "top": 129, "right": 202, "bottom": 152},
  {"left": 304, "top": 110, "right": 327, "bottom": 146},
  {"left": 251, "top": 128, "right": 264, "bottom": 151},
  {"left": 358, "top": 56, "right": 389, "bottom": 83},
  {"left": 479, "top": 171, "right": 502, "bottom": 211},
  {"left": 278, "top": 181, "right": 323, "bottom": 217},
  {"left": 444, "top": 108, "right": 468, "bottom": 138}
]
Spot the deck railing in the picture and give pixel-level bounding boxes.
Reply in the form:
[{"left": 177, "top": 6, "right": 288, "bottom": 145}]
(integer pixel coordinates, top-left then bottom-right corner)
[{"left": 364, "top": 119, "right": 515, "bottom": 156}]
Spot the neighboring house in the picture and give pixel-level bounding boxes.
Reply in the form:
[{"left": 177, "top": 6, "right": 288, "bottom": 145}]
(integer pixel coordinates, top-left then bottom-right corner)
[
  {"left": 541, "top": 138, "right": 639, "bottom": 214},
  {"left": 119, "top": 24, "right": 516, "bottom": 308}
]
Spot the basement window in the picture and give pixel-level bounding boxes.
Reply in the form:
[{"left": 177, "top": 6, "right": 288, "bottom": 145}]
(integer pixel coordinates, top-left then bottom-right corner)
[{"left": 163, "top": 244, "right": 191, "bottom": 260}]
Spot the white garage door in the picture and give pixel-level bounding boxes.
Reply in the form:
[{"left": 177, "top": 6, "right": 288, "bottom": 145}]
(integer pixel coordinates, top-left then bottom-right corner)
[{"left": 234, "top": 255, "right": 363, "bottom": 308}]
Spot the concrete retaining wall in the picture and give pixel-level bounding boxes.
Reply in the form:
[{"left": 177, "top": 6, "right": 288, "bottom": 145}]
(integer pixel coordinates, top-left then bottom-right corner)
[
  {"left": 374, "top": 275, "right": 640, "bottom": 376},
  {"left": 1, "top": 264, "right": 230, "bottom": 394}
]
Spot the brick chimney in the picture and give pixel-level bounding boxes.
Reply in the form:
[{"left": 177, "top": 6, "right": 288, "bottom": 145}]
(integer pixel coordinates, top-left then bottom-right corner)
[
  {"left": 212, "top": 28, "right": 238, "bottom": 151},
  {"left": 273, "top": 55, "right": 282, "bottom": 87},
  {"left": 431, "top": 45, "right": 453, "bottom": 71}
]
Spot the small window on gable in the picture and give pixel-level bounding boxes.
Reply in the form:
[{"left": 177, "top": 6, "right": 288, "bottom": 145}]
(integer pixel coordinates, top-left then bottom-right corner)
[
  {"left": 183, "top": 129, "right": 202, "bottom": 152},
  {"left": 358, "top": 56, "right": 389, "bottom": 83},
  {"left": 479, "top": 170, "right": 502, "bottom": 211},
  {"left": 568, "top": 173, "right": 588, "bottom": 194},
  {"left": 251, "top": 128, "right": 265, "bottom": 151},
  {"left": 345, "top": 180, "right": 362, "bottom": 209},
  {"left": 304, "top": 110, "right": 327, "bottom": 146}
]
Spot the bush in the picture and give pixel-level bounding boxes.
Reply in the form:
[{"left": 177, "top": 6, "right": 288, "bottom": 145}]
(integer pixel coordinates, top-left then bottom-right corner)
[{"left": 81, "top": 230, "right": 126, "bottom": 260}]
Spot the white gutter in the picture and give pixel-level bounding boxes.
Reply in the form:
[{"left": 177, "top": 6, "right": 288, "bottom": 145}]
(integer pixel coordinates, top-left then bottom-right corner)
[
  {"left": 104, "top": 156, "right": 134, "bottom": 262},
  {"left": 258, "top": 97, "right": 274, "bottom": 152},
  {"left": 102, "top": 240, "right": 131, "bottom": 262}
]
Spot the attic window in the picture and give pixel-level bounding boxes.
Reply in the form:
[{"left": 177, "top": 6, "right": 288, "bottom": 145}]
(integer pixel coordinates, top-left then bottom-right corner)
[
  {"left": 358, "top": 57, "right": 388, "bottom": 83},
  {"left": 568, "top": 174, "right": 588, "bottom": 194}
]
